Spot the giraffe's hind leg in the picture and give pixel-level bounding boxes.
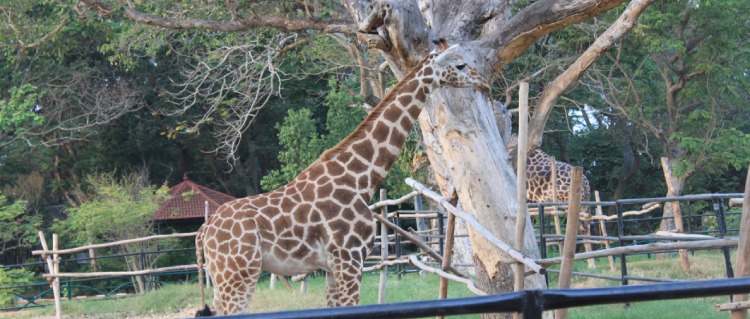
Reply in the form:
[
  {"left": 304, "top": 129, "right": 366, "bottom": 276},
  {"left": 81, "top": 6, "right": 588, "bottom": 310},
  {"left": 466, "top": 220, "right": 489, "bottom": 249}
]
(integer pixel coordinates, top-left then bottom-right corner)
[{"left": 207, "top": 230, "right": 263, "bottom": 315}]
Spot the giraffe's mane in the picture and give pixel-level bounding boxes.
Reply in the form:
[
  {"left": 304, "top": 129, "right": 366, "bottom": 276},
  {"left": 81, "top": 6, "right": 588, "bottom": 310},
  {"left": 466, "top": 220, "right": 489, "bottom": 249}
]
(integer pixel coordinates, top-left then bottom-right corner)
[{"left": 315, "top": 54, "right": 434, "bottom": 162}]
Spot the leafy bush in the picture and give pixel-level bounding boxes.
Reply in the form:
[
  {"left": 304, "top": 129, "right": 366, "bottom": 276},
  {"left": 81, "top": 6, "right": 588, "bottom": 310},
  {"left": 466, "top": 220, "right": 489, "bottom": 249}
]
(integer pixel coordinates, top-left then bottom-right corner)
[{"left": 0, "top": 267, "right": 35, "bottom": 307}]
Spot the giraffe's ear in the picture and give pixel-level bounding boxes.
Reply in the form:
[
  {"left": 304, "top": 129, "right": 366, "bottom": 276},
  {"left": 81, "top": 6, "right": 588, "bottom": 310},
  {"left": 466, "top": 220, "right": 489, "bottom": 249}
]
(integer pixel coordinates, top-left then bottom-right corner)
[{"left": 433, "top": 44, "right": 460, "bottom": 67}]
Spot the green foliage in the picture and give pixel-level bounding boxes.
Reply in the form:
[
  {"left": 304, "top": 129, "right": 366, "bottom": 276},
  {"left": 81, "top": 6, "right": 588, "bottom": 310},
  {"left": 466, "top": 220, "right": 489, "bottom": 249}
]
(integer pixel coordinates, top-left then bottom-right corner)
[
  {"left": 260, "top": 75, "right": 418, "bottom": 198},
  {"left": 0, "top": 194, "right": 40, "bottom": 255},
  {"left": 261, "top": 77, "right": 365, "bottom": 191},
  {"left": 52, "top": 172, "right": 171, "bottom": 255},
  {"left": 260, "top": 108, "right": 324, "bottom": 191},
  {"left": 321, "top": 77, "right": 366, "bottom": 148},
  {"left": 0, "top": 267, "right": 35, "bottom": 307},
  {"left": 0, "top": 84, "right": 45, "bottom": 137}
]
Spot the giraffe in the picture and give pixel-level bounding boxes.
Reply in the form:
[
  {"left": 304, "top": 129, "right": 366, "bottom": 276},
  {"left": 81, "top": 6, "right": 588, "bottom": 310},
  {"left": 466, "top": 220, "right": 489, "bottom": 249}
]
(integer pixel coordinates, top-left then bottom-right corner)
[
  {"left": 509, "top": 137, "right": 596, "bottom": 267},
  {"left": 194, "top": 40, "right": 490, "bottom": 316},
  {"left": 506, "top": 135, "right": 591, "bottom": 209},
  {"left": 525, "top": 147, "right": 591, "bottom": 206}
]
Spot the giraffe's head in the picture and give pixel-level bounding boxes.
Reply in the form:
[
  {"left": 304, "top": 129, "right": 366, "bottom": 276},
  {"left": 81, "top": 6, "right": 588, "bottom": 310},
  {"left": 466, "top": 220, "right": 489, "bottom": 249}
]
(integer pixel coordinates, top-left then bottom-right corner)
[{"left": 425, "top": 40, "right": 491, "bottom": 93}]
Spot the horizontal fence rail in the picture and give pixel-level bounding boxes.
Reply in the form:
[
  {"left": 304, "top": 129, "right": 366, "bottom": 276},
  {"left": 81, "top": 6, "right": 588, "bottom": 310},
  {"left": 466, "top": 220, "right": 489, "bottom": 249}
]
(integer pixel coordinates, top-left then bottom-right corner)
[
  {"left": 2, "top": 190, "right": 745, "bottom": 316},
  {"left": 211, "top": 277, "right": 750, "bottom": 319}
]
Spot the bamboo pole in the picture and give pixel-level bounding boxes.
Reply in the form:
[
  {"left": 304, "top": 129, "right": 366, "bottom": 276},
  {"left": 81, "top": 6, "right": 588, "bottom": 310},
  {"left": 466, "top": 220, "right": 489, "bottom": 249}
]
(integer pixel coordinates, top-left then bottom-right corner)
[
  {"left": 536, "top": 238, "right": 738, "bottom": 267},
  {"left": 720, "top": 301, "right": 750, "bottom": 312},
  {"left": 88, "top": 241, "right": 98, "bottom": 271},
  {"left": 406, "top": 178, "right": 544, "bottom": 274},
  {"left": 378, "top": 189, "right": 388, "bottom": 304},
  {"left": 363, "top": 257, "right": 412, "bottom": 272},
  {"left": 300, "top": 277, "right": 308, "bottom": 294},
  {"left": 43, "top": 264, "right": 199, "bottom": 278},
  {"left": 389, "top": 212, "right": 441, "bottom": 219},
  {"left": 437, "top": 210, "right": 456, "bottom": 319},
  {"left": 555, "top": 166, "right": 583, "bottom": 319},
  {"left": 550, "top": 156, "right": 564, "bottom": 254},
  {"left": 52, "top": 234, "right": 62, "bottom": 319},
  {"left": 32, "top": 232, "right": 198, "bottom": 256},
  {"left": 398, "top": 226, "right": 470, "bottom": 278},
  {"left": 595, "top": 191, "right": 616, "bottom": 272},
  {"left": 731, "top": 198, "right": 744, "bottom": 208},
  {"left": 408, "top": 255, "right": 486, "bottom": 296},
  {"left": 37, "top": 232, "right": 62, "bottom": 319},
  {"left": 513, "top": 82, "right": 530, "bottom": 310},
  {"left": 732, "top": 164, "right": 750, "bottom": 319},
  {"left": 530, "top": 203, "right": 661, "bottom": 220},
  {"left": 369, "top": 191, "right": 420, "bottom": 210}
]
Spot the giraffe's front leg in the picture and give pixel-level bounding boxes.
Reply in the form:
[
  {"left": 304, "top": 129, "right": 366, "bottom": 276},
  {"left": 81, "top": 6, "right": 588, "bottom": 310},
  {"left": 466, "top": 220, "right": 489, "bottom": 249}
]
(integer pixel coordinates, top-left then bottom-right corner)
[
  {"left": 335, "top": 263, "right": 363, "bottom": 306},
  {"left": 328, "top": 250, "right": 363, "bottom": 306}
]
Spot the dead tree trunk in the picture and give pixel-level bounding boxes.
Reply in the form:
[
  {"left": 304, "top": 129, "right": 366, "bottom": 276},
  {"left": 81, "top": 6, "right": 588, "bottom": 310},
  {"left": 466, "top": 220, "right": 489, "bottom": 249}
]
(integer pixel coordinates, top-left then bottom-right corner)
[{"left": 345, "top": 2, "right": 637, "bottom": 318}]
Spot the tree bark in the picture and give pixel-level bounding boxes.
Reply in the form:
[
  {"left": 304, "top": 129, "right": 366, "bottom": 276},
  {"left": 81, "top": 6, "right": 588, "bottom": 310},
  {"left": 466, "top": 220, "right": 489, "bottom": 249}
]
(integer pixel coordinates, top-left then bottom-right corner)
[
  {"left": 77, "top": 0, "right": 642, "bottom": 316},
  {"left": 660, "top": 156, "right": 690, "bottom": 272},
  {"left": 659, "top": 157, "right": 687, "bottom": 233},
  {"left": 527, "top": 0, "right": 657, "bottom": 151},
  {"left": 346, "top": 2, "right": 635, "bottom": 317}
]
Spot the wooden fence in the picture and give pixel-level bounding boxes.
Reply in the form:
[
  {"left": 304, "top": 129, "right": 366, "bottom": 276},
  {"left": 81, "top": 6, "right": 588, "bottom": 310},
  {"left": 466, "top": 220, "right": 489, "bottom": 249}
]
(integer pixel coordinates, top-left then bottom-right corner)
[{"left": 28, "top": 177, "right": 749, "bottom": 319}]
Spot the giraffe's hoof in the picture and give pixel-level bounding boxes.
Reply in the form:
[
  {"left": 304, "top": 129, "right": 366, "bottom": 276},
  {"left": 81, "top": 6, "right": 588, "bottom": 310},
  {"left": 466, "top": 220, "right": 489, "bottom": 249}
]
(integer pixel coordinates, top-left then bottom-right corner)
[{"left": 195, "top": 305, "right": 213, "bottom": 317}]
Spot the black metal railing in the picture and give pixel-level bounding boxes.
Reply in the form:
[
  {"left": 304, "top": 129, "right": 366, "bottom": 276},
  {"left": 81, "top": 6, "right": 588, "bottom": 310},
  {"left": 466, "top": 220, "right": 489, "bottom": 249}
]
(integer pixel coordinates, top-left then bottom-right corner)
[{"left": 213, "top": 277, "right": 750, "bottom": 319}]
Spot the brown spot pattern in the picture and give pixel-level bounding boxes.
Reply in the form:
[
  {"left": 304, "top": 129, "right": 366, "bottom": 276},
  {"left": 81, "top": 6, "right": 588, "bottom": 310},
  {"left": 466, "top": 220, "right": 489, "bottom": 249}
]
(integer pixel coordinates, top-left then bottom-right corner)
[{"left": 195, "top": 44, "right": 491, "bottom": 315}]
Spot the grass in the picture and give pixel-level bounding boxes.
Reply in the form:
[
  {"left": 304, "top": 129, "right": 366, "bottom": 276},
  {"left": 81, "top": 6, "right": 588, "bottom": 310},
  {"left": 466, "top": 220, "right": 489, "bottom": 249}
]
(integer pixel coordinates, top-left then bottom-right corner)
[
  {"left": 558, "top": 250, "right": 734, "bottom": 318},
  {"left": 13, "top": 251, "right": 738, "bottom": 318},
  {"left": 18, "top": 272, "right": 478, "bottom": 318}
]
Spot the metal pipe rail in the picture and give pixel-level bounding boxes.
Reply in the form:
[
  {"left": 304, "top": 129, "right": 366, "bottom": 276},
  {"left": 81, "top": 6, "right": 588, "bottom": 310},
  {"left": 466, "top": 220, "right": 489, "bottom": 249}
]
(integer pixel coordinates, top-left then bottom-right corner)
[{"left": 212, "top": 277, "right": 750, "bottom": 319}]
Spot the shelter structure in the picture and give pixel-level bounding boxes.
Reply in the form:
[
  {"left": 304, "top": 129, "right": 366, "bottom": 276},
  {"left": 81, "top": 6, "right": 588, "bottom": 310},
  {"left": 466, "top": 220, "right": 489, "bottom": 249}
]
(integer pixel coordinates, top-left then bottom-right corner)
[{"left": 153, "top": 174, "right": 236, "bottom": 231}]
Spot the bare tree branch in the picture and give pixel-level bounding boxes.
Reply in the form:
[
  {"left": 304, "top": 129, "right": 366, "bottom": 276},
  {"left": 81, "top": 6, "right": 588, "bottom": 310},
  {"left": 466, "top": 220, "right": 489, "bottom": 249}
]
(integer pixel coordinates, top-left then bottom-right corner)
[
  {"left": 76, "top": 0, "right": 356, "bottom": 34},
  {"left": 526, "top": 0, "right": 656, "bottom": 151},
  {"left": 482, "top": 0, "right": 627, "bottom": 75},
  {"left": 163, "top": 33, "right": 298, "bottom": 164},
  {"left": 20, "top": 73, "right": 146, "bottom": 147}
]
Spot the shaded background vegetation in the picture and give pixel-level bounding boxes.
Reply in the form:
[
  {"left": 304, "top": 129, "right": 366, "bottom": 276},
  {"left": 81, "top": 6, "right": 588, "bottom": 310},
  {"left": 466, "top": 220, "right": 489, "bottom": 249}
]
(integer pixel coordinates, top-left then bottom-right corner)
[{"left": 0, "top": 0, "right": 747, "bottom": 279}]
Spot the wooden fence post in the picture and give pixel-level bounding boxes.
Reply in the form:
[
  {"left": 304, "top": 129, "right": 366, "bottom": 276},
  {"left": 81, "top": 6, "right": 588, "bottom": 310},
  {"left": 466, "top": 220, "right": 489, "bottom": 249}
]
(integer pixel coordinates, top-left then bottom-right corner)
[
  {"left": 512, "top": 82, "right": 530, "bottom": 319},
  {"left": 554, "top": 167, "right": 583, "bottom": 319},
  {"left": 550, "top": 157, "right": 563, "bottom": 254},
  {"left": 436, "top": 210, "right": 456, "bottom": 319},
  {"left": 38, "top": 231, "right": 62, "bottom": 319},
  {"left": 731, "top": 165, "right": 750, "bottom": 319},
  {"left": 595, "top": 191, "right": 616, "bottom": 272},
  {"left": 378, "top": 189, "right": 388, "bottom": 304},
  {"left": 301, "top": 276, "right": 308, "bottom": 294}
]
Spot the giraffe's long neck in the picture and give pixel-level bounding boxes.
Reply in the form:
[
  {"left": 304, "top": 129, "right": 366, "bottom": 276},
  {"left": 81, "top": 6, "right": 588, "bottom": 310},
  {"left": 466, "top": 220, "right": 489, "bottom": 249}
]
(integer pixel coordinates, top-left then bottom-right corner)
[
  {"left": 315, "top": 59, "right": 436, "bottom": 200},
  {"left": 527, "top": 149, "right": 551, "bottom": 167}
]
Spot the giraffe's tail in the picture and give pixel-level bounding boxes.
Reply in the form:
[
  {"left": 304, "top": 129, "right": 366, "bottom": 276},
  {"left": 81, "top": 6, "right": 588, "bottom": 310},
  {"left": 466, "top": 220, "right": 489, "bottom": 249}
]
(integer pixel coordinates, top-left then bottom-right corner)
[{"left": 194, "top": 226, "right": 214, "bottom": 317}]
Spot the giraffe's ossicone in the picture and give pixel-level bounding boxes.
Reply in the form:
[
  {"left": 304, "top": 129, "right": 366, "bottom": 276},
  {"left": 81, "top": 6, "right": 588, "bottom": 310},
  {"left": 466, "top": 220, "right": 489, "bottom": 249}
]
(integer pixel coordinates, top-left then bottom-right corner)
[{"left": 194, "top": 40, "right": 490, "bottom": 316}]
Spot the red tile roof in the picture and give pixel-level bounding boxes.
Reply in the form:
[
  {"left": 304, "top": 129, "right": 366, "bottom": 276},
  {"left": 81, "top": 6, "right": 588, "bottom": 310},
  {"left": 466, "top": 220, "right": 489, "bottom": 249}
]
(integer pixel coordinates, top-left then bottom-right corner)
[{"left": 153, "top": 175, "right": 237, "bottom": 221}]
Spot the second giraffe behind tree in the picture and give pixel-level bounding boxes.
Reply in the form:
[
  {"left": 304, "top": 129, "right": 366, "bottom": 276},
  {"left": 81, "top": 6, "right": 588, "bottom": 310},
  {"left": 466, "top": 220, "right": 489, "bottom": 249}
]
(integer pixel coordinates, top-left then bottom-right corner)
[{"left": 194, "top": 40, "right": 490, "bottom": 316}]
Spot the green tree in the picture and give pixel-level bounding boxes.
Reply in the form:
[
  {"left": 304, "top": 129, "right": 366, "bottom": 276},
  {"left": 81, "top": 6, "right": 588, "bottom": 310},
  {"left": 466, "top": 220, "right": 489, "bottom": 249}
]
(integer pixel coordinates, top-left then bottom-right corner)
[
  {"left": 0, "top": 194, "right": 40, "bottom": 256},
  {"left": 0, "top": 267, "right": 34, "bottom": 307},
  {"left": 581, "top": 0, "right": 750, "bottom": 230},
  {"left": 0, "top": 84, "right": 44, "bottom": 148},
  {"left": 261, "top": 108, "right": 324, "bottom": 191},
  {"left": 53, "top": 171, "right": 171, "bottom": 293}
]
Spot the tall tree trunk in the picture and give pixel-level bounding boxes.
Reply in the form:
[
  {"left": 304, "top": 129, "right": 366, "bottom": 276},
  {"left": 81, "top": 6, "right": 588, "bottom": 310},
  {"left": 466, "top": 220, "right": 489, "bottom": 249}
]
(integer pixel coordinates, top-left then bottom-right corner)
[
  {"left": 345, "top": 2, "right": 633, "bottom": 317},
  {"left": 660, "top": 156, "right": 687, "bottom": 232},
  {"left": 611, "top": 140, "right": 639, "bottom": 201},
  {"left": 660, "top": 156, "right": 690, "bottom": 272},
  {"left": 421, "top": 90, "right": 547, "bottom": 316}
]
